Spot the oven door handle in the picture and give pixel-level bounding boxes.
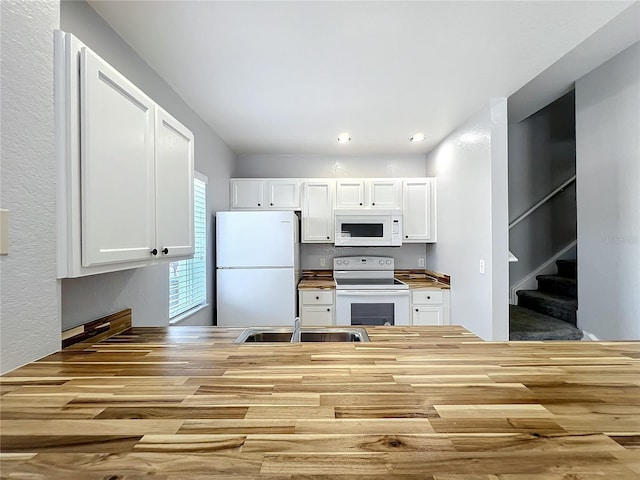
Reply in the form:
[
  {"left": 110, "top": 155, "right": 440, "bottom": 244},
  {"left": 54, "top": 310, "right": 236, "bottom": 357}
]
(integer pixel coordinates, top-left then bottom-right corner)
[{"left": 335, "top": 290, "right": 410, "bottom": 297}]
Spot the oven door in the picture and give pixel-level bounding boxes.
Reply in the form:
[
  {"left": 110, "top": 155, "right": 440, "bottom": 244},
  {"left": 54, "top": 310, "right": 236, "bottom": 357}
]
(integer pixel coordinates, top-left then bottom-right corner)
[
  {"left": 335, "top": 290, "right": 410, "bottom": 326},
  {"left": 334, "top": 213, "right": 396, "bottom": 247}
]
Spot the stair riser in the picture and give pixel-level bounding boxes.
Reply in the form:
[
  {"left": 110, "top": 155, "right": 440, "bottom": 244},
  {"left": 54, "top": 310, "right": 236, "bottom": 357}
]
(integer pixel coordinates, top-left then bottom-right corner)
[
  {"left": 517, "top": 294, "right": 577, "bottom": 326},
  {"left": 537, "top": 278, "right": 577, "bottom": 298},
  {"left": 556, "top": 260, "right": 577, "bottom": 278}
]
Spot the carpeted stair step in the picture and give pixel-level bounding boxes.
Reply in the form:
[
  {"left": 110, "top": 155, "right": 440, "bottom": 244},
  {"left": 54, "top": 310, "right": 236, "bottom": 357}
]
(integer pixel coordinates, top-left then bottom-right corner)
[
  {"left": 509, "top": 305, "right": 583, "bottom": 341},
  {"left": 536, "top": 274, "right": 577, "bottom": 298},
  {"left": 516, "top": 290, "right": 578, "bottom": 325},
  {"left": 556, "top": 259, "right": 577, "bottom": 278}
]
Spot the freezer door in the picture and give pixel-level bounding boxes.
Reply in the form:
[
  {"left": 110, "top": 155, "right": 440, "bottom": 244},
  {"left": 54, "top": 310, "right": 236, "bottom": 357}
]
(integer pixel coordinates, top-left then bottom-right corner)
[
  {"left": 216, "top": 211, "right": 296, "bottom": 268},
  {"left": 216, "top": 268, "right": 297, "bottom": 327}
]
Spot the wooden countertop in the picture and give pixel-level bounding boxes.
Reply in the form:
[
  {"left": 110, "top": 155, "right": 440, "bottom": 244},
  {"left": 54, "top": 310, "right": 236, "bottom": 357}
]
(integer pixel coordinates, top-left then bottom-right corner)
[
  {"left": 298, "top": 270, "right": 450, "bottom": 290},
  {"left": 1, "top": 326, "right": 639, "bottom": 477}
]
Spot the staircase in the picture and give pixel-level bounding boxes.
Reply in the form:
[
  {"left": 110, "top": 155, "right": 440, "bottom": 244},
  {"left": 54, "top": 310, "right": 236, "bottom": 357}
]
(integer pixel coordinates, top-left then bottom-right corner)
[{"left": 510, "top": 259, "right": 582, "bottom": 341}]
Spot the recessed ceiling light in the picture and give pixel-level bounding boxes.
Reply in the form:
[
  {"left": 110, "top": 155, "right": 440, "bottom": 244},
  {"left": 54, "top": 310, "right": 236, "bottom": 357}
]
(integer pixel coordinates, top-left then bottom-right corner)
[
  {"left": 337, "top": 132, "right": 351, "bottom": 143},
  {"left": 409, "top": 133, "right": 425, "bottom": 143}
]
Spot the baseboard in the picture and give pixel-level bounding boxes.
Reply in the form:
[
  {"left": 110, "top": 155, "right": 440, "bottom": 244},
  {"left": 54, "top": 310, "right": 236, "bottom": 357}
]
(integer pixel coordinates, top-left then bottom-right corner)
[
  {"left": 581, "top": 330, "right": 599, "bottom": 341},
  {"left": 510, "top": 240, "right": 577, "bottom": 304}
]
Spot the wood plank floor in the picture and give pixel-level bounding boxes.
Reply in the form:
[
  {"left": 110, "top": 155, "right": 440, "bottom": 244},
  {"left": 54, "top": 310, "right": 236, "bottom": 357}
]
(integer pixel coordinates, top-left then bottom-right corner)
[{"left": 1, "top": 325, "right": 639, "bottom": 478}]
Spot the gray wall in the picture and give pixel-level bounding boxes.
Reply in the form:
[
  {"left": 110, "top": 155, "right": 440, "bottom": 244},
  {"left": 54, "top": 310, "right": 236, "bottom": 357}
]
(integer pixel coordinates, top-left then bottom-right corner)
[
  {"left": 575, "top": 42, "right": 640, "bottom": 340},
  {"left": 235, "top": 153, "right": 429, "bottom": 269},
  {"left": 508, "top": 91, "right": 577, "bottom": 286},
  {"left": 1, "top": 0, "right": 61, "bottom": 374},
  {"left": 425, "top": 99, "right": 509, "bottom": 341},
  {"left": 60, "top": 0, "right": 236, "bottom": 329}
]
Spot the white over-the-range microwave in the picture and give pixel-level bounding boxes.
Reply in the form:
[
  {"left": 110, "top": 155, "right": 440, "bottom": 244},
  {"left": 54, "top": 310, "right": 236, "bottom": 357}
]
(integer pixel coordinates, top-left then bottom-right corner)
[{"left": 334, "top": 209, "right": 402, "bottom": 247}]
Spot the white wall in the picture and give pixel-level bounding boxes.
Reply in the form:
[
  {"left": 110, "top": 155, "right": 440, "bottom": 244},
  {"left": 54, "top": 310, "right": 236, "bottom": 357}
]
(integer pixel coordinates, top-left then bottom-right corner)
[
  {"left": 60, "top": 1, "right": 236, "bottom": 329},
  {"left": 575, "top": 42, "right": 640, "bottom": 340},
  {"left": 0, "top": 0, "right": 61, "bottom": 374},
  {"left": 235, "top": 154, "right": 426, "bottom": 179},
  {"left": 425, "top": 99, "right": 509, "bottom": 340}
]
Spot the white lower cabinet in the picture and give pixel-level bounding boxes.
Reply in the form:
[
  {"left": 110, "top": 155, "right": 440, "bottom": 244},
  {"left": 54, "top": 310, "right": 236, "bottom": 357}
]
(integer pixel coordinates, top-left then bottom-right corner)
[
  {"left": 411, "top": 288, "right": 450, "bottom": 325},
  {"left": 299, "top": 289, "right": 334, "bottom": 326}
]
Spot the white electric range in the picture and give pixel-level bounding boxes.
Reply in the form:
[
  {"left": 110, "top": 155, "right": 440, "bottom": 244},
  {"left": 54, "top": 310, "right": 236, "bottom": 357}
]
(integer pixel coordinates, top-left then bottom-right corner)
[{"left": 333, "top": 256, "right": 410, "bottom": 326}]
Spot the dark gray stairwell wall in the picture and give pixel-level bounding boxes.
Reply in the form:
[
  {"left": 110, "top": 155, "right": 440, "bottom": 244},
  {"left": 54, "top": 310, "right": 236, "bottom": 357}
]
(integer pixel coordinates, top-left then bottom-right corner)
[{"left": 508, "top": 91, "right": 577, "bottom": 289}]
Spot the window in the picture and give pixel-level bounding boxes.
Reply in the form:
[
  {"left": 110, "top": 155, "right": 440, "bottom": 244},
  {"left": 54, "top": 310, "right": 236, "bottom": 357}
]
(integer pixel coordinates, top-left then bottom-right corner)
[{"left": 169, "top": 173, "right": 207, "bottom": 320}]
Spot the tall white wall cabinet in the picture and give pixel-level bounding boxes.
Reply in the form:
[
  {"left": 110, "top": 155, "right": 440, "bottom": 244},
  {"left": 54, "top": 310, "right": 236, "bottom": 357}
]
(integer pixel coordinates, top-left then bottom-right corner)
[{"left": 56, "top": 31, "right": 194, "bottom": 278}]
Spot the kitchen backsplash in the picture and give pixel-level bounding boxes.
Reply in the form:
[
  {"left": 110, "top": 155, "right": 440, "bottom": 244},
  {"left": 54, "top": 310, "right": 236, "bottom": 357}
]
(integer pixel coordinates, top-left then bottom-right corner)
[{"left": 301, "top": 243, "right": 432, "bottom": 270}]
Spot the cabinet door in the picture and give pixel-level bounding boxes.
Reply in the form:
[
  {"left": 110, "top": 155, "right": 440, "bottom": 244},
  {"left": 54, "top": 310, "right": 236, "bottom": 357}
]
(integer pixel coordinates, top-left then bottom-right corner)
[
  {"left": 369, "top": 179, "right": 400, "bottom": 208},
  {"left": 267, "top": 179, "right": 300, "bottom": 209},
  {"left": 302, "top": 181, "right": 334, "bottom": 242},
  {"left": 155, "top": 107, "right": 194, "bottom": 259},
  {"left": 231, "top": 179, "right": 264, "bottom": 209},
  {"left": 301, "top": 306, "right": 334, "bottom": 326},
  {"left": 336, "top": 180, "right": 365, "bottom": 208},
  {"left": 412, "top": 306, "right": 444, "bottom": 325},
  {"left": 80, "top": 47, "right": 156, "bottom": 266},
  {"left": 402, "top": 179, "right": 435, "bottom": 242}
]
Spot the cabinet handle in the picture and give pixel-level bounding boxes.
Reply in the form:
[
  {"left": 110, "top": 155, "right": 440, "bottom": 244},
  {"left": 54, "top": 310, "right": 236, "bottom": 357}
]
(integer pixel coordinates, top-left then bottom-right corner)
[
  {"left": 258, "top": 203, "right": 261, "bottom": 206},
  {"left": 315, "top": 296, "right": 319, "bottom": 300},
  {"left": 359, "top": 202, "right": 363, "bottom": 206},
  {"left": 151, "top": 249, "right": 158, "bottom": 256},
  {"left": 270, "top": 203, "right": 273, "bottom": 206},
  {"left": 327, "top": 236, "right": 330, "bottom": 240},
  {"left": 162, "top": 248, "right": 169, "bottom": 255},
  {"left": 405, "top": 235, "right": 409, "bottom": 238},
  {"left": 415, "top": 308, "right": 419, "bottom": 312},
  {"left": 372, "top": 202, "right": 375, "bottom": 206},
  {"left": 327, "top": 308, "right": 330, "bottom": 312}
]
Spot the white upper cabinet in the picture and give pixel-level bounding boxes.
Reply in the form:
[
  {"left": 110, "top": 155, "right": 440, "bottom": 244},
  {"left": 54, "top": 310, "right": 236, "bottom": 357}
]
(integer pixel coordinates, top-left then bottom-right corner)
[
  {"left": 402, "top": 178, "right": 436, "bottom": 243},
  {"left": 369, "top": 179, "right": 401, "bottom": 209},
  {"left": 56, "top": 32, "right": 195, "bottom": 277},
  {"left": 336, "top": 179, "right": 401, "bottom": 209},
  {"left": 80, "top": 47, "right": 156, "bottom": 267},
  {"left": 335, "top": 180, "right": 365, "bottom": 208},
  {"left": 231, "top": 179, "right": 264, "bottom": 209},
  {"left": 155, "top": 107, "right": 195, "bottom": 259},
  {"left": 230, "top": 178, "right": 299, "bottom": 209},
  {"left": 267, "top": 179, "right": 300, "bottom": 209},
  {"left": 302, "top": 180, "right": 334, "bottom": 243}
]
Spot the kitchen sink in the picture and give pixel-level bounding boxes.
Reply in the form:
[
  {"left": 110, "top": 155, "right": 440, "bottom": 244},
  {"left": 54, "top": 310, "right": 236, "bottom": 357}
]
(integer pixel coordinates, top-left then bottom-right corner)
[
  {"left": 234, "top": 328, "right": 293, "bottom": 343},
  {"left": 300, "top": 328, "right": 369, "bottom": 342},
  {"left": 234, "top": 327, "right": 369, "bottom": 343}
]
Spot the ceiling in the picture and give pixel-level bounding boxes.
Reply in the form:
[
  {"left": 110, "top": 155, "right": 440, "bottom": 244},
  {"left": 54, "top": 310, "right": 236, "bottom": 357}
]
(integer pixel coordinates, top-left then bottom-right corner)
[{"left": 88, "top": 1, "right": 635, "bottom": 155}]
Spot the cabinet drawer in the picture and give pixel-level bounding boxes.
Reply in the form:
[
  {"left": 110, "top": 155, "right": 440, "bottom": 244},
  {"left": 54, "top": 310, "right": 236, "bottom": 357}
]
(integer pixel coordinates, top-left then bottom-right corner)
[
  {"left": 412, "top": 290, "right": 443, "bottom": 305},
  {"left": 301, "top": 290, "right": 333, "bottom": 305},
  {"left": 300, "top": 306, "right": 333, "bottom": 326}
]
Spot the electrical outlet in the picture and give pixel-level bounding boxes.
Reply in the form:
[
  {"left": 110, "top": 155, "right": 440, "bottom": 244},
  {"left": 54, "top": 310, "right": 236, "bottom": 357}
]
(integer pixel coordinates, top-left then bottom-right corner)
[
  {"left": 320, "top": 257, "right": 326, "bottom": 267},
  {"left": 418, "top": 257, "right": 425, "bottom": 267},
  {"left": 479, "top": 259, "right": 485, "bottom": 274}
]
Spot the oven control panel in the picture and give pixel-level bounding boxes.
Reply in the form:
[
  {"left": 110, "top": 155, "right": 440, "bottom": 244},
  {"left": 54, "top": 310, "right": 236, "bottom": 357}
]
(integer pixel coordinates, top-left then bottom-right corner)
[{"left": 333, "top": 256, "right": 394, "bottom": 271}]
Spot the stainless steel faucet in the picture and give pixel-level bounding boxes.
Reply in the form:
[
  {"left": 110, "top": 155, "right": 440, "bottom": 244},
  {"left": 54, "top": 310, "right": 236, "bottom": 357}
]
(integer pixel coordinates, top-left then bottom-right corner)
[{"left": 291, "top": 317, "right": 301, "bottom": 343}]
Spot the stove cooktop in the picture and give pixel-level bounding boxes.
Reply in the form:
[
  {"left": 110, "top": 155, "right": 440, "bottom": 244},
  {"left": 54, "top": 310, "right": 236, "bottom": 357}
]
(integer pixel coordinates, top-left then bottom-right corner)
[{"left": 334, "top": 277, "right": 409, "bottom": 290}]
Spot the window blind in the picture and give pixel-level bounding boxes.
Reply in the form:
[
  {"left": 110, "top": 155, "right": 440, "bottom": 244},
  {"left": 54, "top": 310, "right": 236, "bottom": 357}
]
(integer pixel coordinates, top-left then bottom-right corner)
[{"left": 169, "top": 175, "right": 207, "bottom": 319}]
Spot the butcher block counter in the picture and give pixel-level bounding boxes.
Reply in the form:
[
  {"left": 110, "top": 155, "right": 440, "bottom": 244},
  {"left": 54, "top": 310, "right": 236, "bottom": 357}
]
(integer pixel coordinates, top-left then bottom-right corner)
[
  {"left": 1, "top": 325, "right": 639, "bottom": 478},
  {"left": 298, "top": 269, "right": 451, "bottom": 290}
]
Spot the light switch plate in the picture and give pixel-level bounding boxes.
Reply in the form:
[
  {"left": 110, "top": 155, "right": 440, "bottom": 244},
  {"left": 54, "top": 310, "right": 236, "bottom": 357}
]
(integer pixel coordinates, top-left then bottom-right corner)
[{"left": 0, "top": 209, "right": 8, "bottom": 255}]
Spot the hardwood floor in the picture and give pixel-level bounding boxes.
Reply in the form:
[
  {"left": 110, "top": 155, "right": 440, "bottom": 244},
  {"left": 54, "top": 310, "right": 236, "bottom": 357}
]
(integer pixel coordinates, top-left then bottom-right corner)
[{"left": 1, "top": 325, "right": 639, "bottom": 478}]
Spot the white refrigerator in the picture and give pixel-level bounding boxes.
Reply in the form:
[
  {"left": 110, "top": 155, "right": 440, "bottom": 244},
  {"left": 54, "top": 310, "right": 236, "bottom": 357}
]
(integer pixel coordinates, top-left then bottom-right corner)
[{"left": 216, "top": 211, "right": 300, "bottom": 327}]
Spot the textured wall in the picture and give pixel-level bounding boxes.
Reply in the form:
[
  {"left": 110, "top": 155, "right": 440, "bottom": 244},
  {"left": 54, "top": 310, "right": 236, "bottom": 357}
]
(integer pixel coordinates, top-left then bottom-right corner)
[
  {"left": 425, "top": 99, "right": 509, "bottom": 341},
  {"left": 234, "top": 154, "right": 427, "bottom": 178},
  {"left": 0, "top": 1, "right": 61, "bottom": 373},
  {"left": 60, "top": 1, "right": 236, "bottom": 329},
  {"left": 576, "top": 42, "right": 640, "bottom": 340}
]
